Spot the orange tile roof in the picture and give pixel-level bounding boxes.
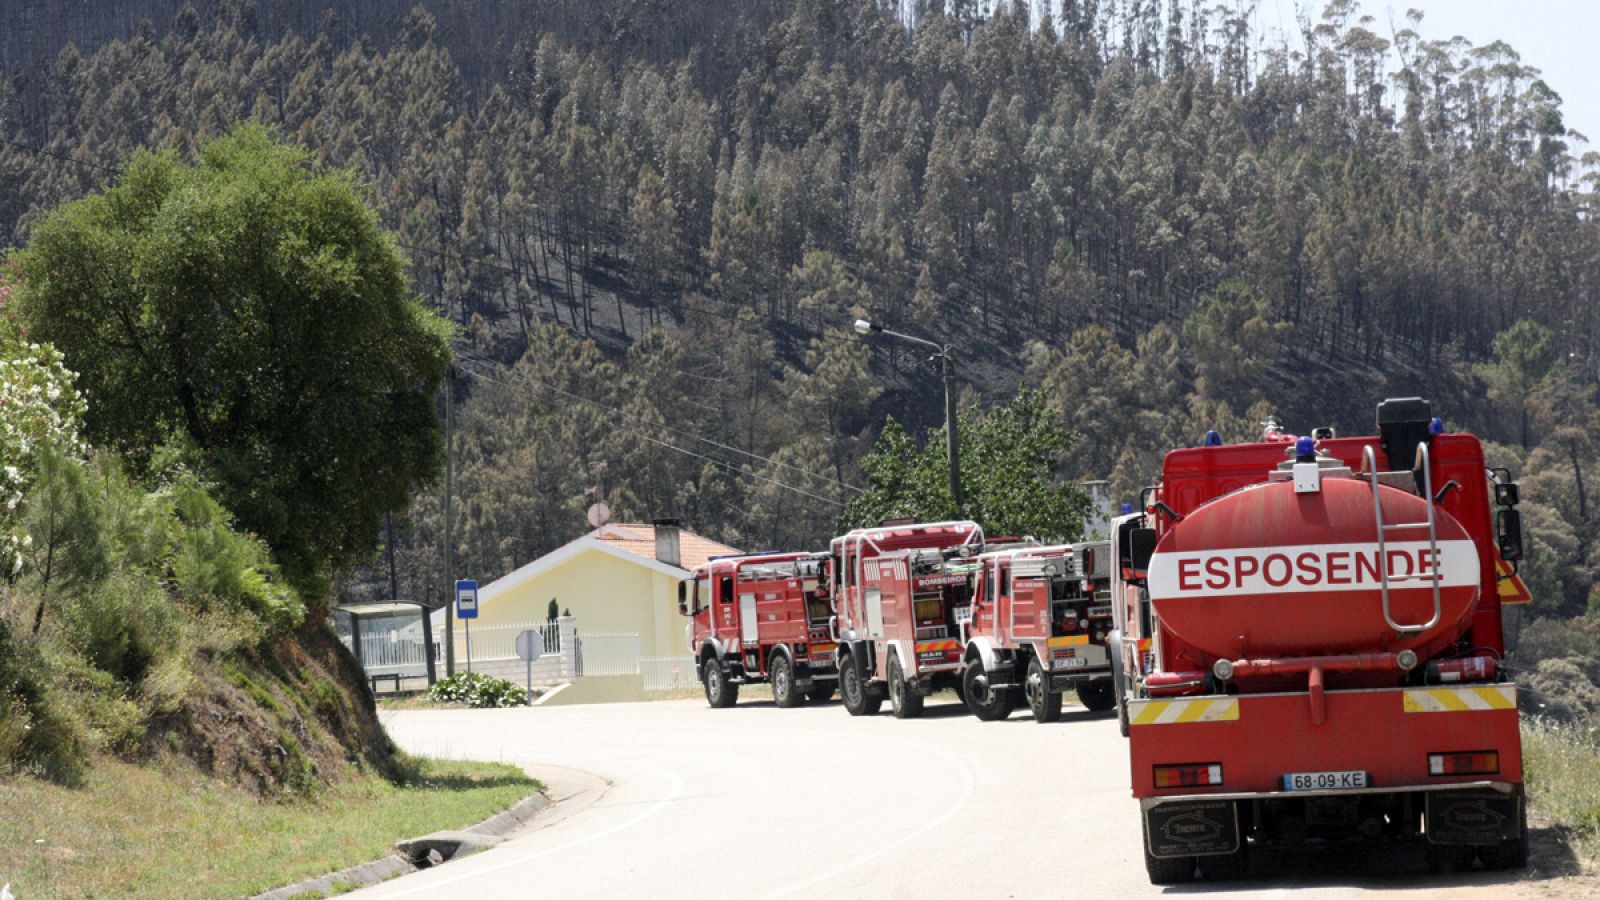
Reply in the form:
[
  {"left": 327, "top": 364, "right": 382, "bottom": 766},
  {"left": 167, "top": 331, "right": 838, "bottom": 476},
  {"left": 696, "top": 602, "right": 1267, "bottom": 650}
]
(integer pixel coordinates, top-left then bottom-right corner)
[{"left": 590, "top": 523, "right": 740, "bottom": 571}]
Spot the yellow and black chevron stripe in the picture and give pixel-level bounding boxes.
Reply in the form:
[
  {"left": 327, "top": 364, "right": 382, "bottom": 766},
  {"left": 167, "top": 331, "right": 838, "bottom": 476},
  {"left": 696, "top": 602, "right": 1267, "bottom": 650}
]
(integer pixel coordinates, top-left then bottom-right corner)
[
  {"left": 1402, "top": 685, "right": 1516, "bottom": 713},
  {"left": 1128, "top": 696, "right": 1240, "bottom": 726}
]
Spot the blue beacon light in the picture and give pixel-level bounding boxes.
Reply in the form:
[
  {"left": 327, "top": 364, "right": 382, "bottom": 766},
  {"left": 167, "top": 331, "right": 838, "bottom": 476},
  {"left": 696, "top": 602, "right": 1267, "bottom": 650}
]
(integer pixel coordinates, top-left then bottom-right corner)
[
  {"left": 1295, "top": 435, "right": 1317, "bottom": 463},
  {"left": 1203, "top": 430, "right": 1222, "bottom": 447},
  {"left": 1429, "top": 417, "right": 1444, "bottom": 436}
]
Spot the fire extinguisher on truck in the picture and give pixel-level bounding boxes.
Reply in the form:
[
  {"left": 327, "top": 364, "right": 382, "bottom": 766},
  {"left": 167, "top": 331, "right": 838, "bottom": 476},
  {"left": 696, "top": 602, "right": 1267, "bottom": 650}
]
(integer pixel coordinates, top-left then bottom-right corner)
[{"left": 1108, "top": 397, "right": 1530, "bottom": 883}]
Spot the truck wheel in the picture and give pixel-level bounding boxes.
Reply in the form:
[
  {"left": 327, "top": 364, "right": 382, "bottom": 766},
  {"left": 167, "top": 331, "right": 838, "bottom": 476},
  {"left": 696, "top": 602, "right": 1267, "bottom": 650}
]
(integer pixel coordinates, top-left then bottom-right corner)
[
  {"left": 1115, "top": 673, "right": 1131, "bottom": 737},
  {"left": 1025, "top": 658, "right": 1062, "bottom": 723},
  {"left": 807, "top": 684, "right": 836, "bottom": 703},
  {"left": 963, "top": 661, "right": 1013, "bottom": 722},
  {"left": 1075, "top": 677, "right": 1116, "bottom": 712},
  {"left": 703, "top": 660, "right": 738, "bottom": 708},
  {"left": 1142, "top": 816, "right": 1196, "bottom": 884},
  {"left": 841, "top": 653, "right": 881, "bottom": 717},
  {"left": 888, "top": 655, "right": 924, "bottom": 719},
  {"left": 771, "top": 653, "right": 801, "bottom": 708},
  {"left": 1198, "top": 843, "right": 1248, "bottom": 881},
  {"left": 1425, "top": 842, "right": 1474, "bottom": 874}
]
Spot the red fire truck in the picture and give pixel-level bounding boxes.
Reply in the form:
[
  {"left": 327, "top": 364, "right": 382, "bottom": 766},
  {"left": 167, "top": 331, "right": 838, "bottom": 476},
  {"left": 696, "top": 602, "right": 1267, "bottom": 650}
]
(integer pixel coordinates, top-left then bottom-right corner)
[
  {"left": 1111, "top": 397, "right": 1528, "bottom": 882},
  {"left": 830, "top": 520, "right": 984, "bottom": 718},
  {"left": 680, "top": 552, "right": 837, "bottom": 708},
  {"left": 960, "top": 542, "right": 1117, "bottom": 723}
]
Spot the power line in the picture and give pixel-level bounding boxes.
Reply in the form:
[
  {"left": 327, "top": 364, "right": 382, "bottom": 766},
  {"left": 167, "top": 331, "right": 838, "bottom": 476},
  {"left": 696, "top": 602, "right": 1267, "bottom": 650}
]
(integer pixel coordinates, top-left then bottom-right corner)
[
  {"left": 0, "top": 135, "right": 125, "bottom": 177},
  {"left": 458, "top": 348, "right": 861, "bottom": 494},
  {"left": 455, "top": 357, "right": 851, "bottom": 509}
]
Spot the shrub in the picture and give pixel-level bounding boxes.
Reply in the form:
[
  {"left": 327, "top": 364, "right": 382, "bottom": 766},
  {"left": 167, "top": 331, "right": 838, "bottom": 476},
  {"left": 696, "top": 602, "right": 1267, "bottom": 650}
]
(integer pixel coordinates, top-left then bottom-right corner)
[
  {"left": 0, "top": 618, "right": 87, "bottom": 783},
  {"left": 167, "top": 479, "right": 304, "bottom": 633},
  {"left": 1522, "top": 656, "right": 1600, "bottom": 724},
  {"left": 427, "top": 672, "right": 527, "bottom": 708}
]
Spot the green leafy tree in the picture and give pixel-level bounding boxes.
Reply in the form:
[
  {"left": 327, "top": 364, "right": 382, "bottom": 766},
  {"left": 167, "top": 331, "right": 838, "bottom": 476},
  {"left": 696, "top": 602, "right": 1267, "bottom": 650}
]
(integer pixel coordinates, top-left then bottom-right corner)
[
  {"left": 11, "top": 124, "right": 453, "bottom": 589},
  {"left": 846, "top": 390, "right": 1090, "bottom": 541}
]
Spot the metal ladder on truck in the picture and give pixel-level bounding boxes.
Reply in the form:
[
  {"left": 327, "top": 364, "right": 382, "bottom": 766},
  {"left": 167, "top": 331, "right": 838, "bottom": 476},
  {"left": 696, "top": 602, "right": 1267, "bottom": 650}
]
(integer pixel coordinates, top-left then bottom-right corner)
[{"left": 1363, "top": 443, "right": 1443, "bottom": 633}]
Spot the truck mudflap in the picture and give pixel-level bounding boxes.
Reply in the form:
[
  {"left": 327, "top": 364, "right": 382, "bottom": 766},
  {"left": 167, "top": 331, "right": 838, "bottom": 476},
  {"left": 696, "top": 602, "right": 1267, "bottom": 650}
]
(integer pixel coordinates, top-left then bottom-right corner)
[
  {"left": 1145, "top": 799, "right": 1241, "bottom": 859},
  {"left": 1427, "top": 787, "right": 1524, "bottom": 845}
]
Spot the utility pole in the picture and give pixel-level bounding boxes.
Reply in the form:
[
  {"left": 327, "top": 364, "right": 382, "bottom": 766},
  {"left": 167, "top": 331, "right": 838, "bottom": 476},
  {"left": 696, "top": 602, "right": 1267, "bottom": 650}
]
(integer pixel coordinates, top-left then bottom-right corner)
[
  {"left": 855, "top": 319, "right": 964, "bottom": 515},
  {"left": 443, "top": 366, "right": 456, "bottom": 677},
  {"left": 940, "top": 348, "right": 963, "bottom": 514}
]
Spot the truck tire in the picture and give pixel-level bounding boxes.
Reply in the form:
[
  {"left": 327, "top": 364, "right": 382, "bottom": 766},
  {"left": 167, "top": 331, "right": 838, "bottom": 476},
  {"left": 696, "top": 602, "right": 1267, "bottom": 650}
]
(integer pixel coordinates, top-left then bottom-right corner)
[
  {"left": 1142, "top": 816, "right": 1196, "bottom": 884},
  {"left": 1025, "top": 658, "right": 1062, "bottom": 723},
  {"left": 703, "top": 660, "right": 738, "bottom": 708},
  {"left": 888, "top": 655, "right": 924, "bottom": 719},
  {"left": 1425, "top": 842, "right": 1474, "bottom": 874},
  {"left": 770, "top": 653, "right": 801, "bottom": 708},
  {"left": 840, "top": 653, "right": 881, "bottom": 716},
  {"left": 963, "top": 661, "right": 1014, "bottom": 722},
  {"left": 1114, "top": 671, "right": 1131, "bottom": 737},
  {"left": 1197, "top": 840, "right": 1248, "bottom": 881},
  {"left": 1075, "top": 677, "right": 1116, "bottom": 712}
]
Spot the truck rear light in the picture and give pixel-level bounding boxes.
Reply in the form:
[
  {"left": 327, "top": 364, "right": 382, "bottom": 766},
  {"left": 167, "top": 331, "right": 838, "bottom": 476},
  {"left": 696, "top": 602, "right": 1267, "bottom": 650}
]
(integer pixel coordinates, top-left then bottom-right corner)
[
  {"left": 1428, "top": 751, "right": 1499, "bottom": 776},
  {"left": 1425, "top": 656, "right": 1497, "bottom": 683},
  {"left": 1153, "top": 763, "right": 1223, "bottom": 789}
]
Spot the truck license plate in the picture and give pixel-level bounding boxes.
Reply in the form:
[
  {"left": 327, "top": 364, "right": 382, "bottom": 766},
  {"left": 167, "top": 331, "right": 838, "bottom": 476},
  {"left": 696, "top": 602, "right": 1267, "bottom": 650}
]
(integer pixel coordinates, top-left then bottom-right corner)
[
  {"left": 1052, "top": 656, "right": 1088, "bottom": 670},
  {"left": 1282, "top": 770, "right": 1368, "bottom": 791}
]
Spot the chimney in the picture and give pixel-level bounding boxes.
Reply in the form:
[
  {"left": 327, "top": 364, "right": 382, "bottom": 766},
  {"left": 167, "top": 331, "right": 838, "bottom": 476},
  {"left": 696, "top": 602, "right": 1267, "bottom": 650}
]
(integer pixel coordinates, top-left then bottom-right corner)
[{"left": 653, "top": 518, "right": 682, "bottom": 568}]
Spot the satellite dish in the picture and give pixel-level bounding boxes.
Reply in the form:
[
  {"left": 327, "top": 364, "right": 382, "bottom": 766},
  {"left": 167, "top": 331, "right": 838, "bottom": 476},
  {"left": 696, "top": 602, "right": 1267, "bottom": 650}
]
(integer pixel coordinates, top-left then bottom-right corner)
[{"left": 586, "top": 502, "right": 611, "bottom": 528}]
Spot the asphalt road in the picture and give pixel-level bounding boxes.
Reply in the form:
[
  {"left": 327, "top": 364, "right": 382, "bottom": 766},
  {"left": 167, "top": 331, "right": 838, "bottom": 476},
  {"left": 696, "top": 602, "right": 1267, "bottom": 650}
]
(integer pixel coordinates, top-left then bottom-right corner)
[{"left": 366, "top": 697, "right": 1562, "bottom": 899}]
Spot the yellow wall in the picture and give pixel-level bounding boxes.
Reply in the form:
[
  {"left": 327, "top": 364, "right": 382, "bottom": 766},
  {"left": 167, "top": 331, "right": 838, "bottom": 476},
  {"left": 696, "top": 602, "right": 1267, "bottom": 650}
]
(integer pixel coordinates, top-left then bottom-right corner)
[{"left": 477, "top": 547, "right": 689, "bottom": 659}]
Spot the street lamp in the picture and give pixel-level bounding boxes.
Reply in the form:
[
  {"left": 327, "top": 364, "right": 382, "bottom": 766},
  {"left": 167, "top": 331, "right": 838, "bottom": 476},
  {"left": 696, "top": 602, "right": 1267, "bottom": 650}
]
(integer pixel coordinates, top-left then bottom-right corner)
[{"left": 852, "top": 318, "right": 964, "bottom": 515}]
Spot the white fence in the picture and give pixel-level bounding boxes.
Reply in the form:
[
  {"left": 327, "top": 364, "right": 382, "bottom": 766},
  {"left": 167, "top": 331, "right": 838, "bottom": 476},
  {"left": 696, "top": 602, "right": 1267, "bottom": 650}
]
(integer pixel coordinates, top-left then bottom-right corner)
[
  {"left": 641, "top": 656, "right": 697, "bottom": 691},
  {"left": 443, "top": 620, "right": 563, "bottom": 664},
  {"left": 346, "top": 612, "right": 692, "bottom": 693},
  {"left": 575, "top": 632, "right": 641, "bottom": 676}
]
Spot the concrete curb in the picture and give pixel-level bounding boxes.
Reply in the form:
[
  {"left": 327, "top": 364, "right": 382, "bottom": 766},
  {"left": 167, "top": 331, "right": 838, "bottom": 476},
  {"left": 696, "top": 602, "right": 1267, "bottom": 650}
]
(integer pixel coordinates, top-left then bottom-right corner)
[{"left": 251, "top": 791, "right": 551, "bottom": 899}]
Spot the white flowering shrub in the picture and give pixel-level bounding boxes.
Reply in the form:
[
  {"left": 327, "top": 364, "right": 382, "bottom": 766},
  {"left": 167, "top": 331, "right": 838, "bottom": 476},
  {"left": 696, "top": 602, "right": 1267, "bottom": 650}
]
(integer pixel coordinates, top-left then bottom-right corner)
[{"left": 0, "top": 339, "right": 89, "bottom": 576}]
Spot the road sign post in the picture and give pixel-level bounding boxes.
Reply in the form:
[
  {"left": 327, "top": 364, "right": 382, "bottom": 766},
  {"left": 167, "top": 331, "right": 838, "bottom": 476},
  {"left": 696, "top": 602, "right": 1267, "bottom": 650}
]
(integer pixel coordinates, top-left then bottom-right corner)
[
  {"left": 456, "top": 580, "right": 478, "bottom": 674},
  {"left": 515, "top": 628, "right": 543, "bottom": 706}
]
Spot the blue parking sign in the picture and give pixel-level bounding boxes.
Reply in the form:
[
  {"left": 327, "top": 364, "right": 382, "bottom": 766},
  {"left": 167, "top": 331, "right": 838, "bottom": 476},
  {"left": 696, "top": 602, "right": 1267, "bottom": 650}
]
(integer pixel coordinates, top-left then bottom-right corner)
[{"left": 456, "top": 579, "right": 479, "bottom": 619}]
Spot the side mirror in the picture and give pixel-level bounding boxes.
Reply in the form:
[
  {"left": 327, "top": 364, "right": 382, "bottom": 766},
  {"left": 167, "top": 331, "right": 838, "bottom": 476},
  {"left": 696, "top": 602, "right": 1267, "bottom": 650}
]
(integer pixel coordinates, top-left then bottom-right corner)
[
  {"left": 1497, "top": 509, "right": 1524, "bottom": 562},
  {"left": 1128, "top": 528, "right": 1158, "bottom": 577},
  {"left": 1494, "top": 482, "right": 1520, "bottom": 507},
  {"left": 677, "top": 581, "right": 689, "bottom": 616}
]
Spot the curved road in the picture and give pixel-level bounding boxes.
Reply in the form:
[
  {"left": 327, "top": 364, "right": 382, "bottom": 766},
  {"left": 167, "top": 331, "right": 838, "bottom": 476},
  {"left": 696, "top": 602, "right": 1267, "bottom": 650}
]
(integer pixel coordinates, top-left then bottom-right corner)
[{"left": 367, "top": 697, "right": 1565, "bottom": 899}]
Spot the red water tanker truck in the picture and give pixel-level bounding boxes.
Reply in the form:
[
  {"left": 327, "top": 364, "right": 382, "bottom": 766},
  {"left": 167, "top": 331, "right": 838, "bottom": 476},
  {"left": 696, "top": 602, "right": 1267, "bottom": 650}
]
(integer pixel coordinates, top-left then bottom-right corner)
[
  {"left": 1110, "top": 397, "right": 1528, "bottom": 882},
  {"left": 680, "top": 552, "right": 838, "bottom": 708},
  {"left": 830, "top": 521, "right": 984, "bottom": 717},
  {"left": 959, "top": 542, "right": 1117, "bottom": 723}
]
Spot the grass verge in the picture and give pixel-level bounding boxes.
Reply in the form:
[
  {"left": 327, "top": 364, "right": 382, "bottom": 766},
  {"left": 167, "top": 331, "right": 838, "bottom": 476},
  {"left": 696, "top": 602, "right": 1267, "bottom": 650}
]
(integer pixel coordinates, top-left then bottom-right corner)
[
  {"left": 0, "top": 755, "right": 539, "bottom": 898},
  {"left": 1523, "top": 718, "right": 1600, "bottom": 871}
]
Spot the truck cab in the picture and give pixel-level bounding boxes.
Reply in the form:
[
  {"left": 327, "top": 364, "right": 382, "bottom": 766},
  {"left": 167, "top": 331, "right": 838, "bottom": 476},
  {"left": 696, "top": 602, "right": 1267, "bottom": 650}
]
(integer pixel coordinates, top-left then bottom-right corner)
[{"left": 681, "top": 552, "right": 836, "bottom": 708}]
